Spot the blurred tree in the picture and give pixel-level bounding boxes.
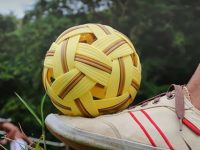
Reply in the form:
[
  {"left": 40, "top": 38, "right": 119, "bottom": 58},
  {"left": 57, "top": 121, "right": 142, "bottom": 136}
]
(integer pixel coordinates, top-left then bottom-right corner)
[
  {"left": 0, "top": 1, "right": 200, "bottom": 149},
  {"left": 0, "top": 15, "right": 21, "bottom": 99},
  {"left": 101, "top": 0, "right": 200, "bottom": 100}
]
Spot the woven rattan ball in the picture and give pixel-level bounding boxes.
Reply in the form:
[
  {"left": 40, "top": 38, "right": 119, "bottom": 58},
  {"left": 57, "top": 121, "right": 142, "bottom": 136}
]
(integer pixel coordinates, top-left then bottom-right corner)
[{"left": 43, "top": 24, "right": 141, "bottom": 117}]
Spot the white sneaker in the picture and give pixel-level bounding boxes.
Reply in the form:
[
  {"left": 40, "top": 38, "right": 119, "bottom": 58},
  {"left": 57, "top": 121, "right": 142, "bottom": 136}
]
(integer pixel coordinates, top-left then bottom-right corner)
[{"left": 45, "top": 84, "right": 200, "bottom": 150}]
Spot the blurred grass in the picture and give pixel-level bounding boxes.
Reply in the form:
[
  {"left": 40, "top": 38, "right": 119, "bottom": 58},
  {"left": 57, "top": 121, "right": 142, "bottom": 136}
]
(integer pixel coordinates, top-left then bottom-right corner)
[{"left": 16, "top": 93, "right": 47, "bottom": 150}]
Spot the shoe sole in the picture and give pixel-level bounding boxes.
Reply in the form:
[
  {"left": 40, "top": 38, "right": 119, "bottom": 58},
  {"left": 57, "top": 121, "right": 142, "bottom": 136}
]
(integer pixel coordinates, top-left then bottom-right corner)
[{"left": 45, "top": 114, "right": 169, "bottom": 150}]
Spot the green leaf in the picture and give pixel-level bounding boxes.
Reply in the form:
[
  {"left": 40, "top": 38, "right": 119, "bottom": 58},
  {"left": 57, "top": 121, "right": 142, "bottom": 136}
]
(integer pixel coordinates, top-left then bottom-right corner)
[
  {"left": 40, "top": 93, "right": 47, "bottom": 150},
  {"left": 40, "top": 93, "right": 46, "bottom": 127},
  {"left": 15, "top": 92, "right": 42, "bottom": 126},
  {"left": 35, "top": 138, "right": 41, "bottom": 150}
]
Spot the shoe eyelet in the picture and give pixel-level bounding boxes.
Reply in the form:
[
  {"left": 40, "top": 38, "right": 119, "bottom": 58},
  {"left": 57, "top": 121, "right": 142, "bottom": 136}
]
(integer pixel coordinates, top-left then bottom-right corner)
[
  {"left": 167, "top": 93, "right": 175, "bottom": 100},
  {"left": 152, "top": 98, "right": 160, "bottom": 104}
]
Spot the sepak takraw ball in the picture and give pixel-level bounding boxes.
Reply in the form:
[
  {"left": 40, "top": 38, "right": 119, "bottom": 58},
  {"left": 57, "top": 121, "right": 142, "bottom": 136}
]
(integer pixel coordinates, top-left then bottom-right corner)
[{"left": 43, "top": 24, "right": 141, "bottom": 117}]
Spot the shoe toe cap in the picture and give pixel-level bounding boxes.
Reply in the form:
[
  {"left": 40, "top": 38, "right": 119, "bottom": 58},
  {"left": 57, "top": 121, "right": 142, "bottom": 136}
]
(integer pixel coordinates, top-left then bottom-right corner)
[{"left": 45, "top": 114, "right": 118, "bottom": 139}]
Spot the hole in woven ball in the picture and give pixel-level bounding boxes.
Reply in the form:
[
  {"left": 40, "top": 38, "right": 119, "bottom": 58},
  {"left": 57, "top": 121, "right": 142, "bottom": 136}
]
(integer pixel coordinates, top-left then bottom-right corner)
[
  {"left": 96, "top": 83, "right": 104, "bottom": 88},
  {"left": 50, "top": 77, "right": 55, "bottom": 83},
  {"left": 47, "top": 68, "right": 55, "bottom": 85},
  {"left": 79, "top": 33, "right": 97, "bottom": 44},
  {"left": 93, "top": 97, "right": 100, "bottom": 100},
  {"left": 91, "top": 83, "right": 106, "bottom": 100}
]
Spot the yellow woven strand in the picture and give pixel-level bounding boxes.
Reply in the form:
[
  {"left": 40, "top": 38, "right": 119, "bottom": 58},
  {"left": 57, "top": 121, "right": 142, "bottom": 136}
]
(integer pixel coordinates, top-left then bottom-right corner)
[
  {"left": 92, "top": 35, "right": 121, "bottom": 51},
  {"left": 95, "top": 92, "right": 129, "bottom": 109},
  {"left": 123, "top": 56, "right": 134, "bottom": 93},
  {"left": 79, "top": 92, "right": 99, "bottom": 116},
  {"left": 75, "top": 62, "right": 110, "bottom": 86},
  {"left": 105, "top": 59, "right": 120, "bottom": 98},
  {"left": 44, "top": 57, "right": 53, "bottom": 68},
  {"left": 114, "top": 31, "right": 135, "bottom": 50},
  {"left": 56, "top": 28, "right": 91, "bottom": 44},
  {"left": 88, "top": 24, "right": 109, "bottom": 38},
  {"left": 52, "top": 43, "right": 65, "bottom": 78},
  {"left": 66, "top": 35, "right": 80, "bottom": 70},
  {"left": 132, "top": 66, "right": 141, "bottom": 86},
  {"left": 51, "top": 69, "right": 79, "bottom": 95},
  {"left": 46, "top": 81, "right": 73, "bottom": 115},
  {"left": 64, "top": 76, "right": 96, "bottom": 100},
  {"left": 108, "top": 44, "right": 134, "bottom": 60},
  {"left": 77, "top": 44, "right": 112, "bottom": 66}
]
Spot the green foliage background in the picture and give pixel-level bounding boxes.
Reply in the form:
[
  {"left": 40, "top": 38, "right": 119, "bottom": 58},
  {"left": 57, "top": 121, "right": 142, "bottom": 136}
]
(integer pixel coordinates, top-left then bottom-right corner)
[{"left": 0, "top": 0, "right": 200, "bottom": 149}]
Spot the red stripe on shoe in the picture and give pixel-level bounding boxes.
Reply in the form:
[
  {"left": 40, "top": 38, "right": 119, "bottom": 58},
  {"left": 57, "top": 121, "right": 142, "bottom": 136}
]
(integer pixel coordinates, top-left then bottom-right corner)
[
  {"left": 128, "top": 111, "right": 157, "bottom": 147},
  {"left": 141, "top": 109, "right": 174, "bottom": 150},
  {"left": 182, "top": 118, "right": 200, "bottom": 135}
]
